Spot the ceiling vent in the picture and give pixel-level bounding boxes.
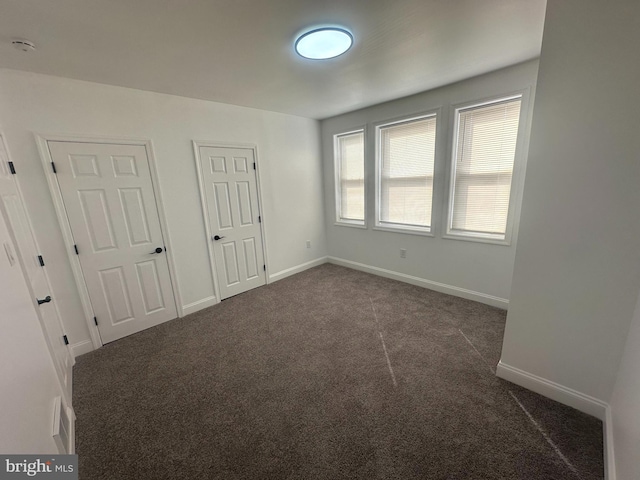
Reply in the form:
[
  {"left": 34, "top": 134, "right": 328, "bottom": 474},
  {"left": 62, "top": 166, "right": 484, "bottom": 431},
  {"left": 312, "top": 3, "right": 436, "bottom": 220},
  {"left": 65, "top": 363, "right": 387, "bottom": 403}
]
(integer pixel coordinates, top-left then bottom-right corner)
[{"left": 12, "top": 39, "right": 36, "bottom": 52}]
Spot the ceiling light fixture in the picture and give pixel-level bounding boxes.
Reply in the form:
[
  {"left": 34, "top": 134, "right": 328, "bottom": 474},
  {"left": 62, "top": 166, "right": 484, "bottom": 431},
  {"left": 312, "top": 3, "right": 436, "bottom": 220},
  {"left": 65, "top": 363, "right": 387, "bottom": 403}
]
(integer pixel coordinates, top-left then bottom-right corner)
[{"left": 295, "top": 27, "right": 353, "bottom": 60}]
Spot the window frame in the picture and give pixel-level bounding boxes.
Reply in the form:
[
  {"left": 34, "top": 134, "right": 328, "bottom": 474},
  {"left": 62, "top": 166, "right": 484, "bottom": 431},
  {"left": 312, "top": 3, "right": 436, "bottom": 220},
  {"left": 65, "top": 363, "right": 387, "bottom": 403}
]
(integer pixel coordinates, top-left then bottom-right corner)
[
  {"left": 334, "top": 127, "right": 367, "bottom": 229},
  {"left": 443, "top": 92, "right": 529, "bottom": 246},
  {"left": 374, "top": 111, "right": 439, "bottom": 237}
]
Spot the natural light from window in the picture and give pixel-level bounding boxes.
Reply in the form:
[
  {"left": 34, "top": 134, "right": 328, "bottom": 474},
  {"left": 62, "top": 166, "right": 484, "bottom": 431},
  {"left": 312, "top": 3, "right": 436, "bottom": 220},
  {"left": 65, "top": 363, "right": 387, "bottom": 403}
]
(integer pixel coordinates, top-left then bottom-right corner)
[
  {"left": 377, "top": 115, "right": 437, "bottom": 232},
  {"left": 335, "top": 130, "right": 365, "bottom": 224},
  {"left": 448, "top": 96, "right": 522, "bottom": 240}
]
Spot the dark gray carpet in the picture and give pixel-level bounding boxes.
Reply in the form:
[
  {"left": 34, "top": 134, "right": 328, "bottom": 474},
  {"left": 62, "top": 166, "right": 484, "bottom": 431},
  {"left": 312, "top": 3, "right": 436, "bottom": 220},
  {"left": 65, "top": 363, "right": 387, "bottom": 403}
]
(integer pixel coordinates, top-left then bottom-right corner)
[{"left": 74, "top": 264, "right": 604, "bottom": 479}]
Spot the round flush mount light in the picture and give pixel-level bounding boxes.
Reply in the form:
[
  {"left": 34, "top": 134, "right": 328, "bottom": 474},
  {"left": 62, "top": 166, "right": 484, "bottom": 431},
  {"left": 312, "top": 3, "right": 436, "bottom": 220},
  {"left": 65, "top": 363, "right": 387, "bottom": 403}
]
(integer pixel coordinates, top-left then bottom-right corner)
[
  {"left": 12, "top": 39, "right": 36, "bottom": 52},
  {"left": 295, "top": 27, "right": 353, "bottom": 60}
]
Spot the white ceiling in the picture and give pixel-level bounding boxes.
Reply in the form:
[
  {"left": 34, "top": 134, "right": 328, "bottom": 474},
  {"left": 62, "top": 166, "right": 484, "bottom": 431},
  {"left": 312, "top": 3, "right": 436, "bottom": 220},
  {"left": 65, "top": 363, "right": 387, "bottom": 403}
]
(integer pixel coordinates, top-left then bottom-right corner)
[{"left": 0, "top": 0, "right": 547, "bottom": 120}]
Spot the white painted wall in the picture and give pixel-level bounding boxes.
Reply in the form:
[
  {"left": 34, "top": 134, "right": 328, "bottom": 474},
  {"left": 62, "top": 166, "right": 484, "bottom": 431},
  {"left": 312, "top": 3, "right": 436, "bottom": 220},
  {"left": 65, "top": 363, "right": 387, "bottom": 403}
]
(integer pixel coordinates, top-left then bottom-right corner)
[
  {"left": 320, "top": 61, "right": 538, "bottom": 304},
  {"left": 610, "top": 290, "right": 640, "bottom": 480},
  {"left": 500, "top": 0, "right": 640, "bottom": 403},
  {"left": 0, "top": 69, "right": 326, "bottom": 349},
  {"left": 0, "top": 209, "right": 62, "bottom": 453}
]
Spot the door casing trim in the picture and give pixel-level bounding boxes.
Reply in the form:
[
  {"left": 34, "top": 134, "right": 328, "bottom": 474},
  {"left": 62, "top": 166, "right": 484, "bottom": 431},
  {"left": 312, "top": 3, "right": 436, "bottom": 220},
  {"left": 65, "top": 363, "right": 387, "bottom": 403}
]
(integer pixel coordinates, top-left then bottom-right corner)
[
  {"left": 0, "top": 131, "right": 74, "bottom": 405},
  {"left": 35, "top": 133, "right": 182, "bottom": 349},
  {"left": 192, "top": 140, "right": 270, "bottom": 304}
]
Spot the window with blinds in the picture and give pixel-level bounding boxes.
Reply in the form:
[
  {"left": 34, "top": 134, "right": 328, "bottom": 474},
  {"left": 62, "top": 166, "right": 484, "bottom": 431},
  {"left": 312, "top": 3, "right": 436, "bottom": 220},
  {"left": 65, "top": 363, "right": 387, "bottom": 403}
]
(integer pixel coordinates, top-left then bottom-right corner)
[
  {"left": 448, "top": 96, "right": 522, "bottom": 240},
  {"left": 335, "top": 130, "right": 365, "bottom": 225},
  {"left": 376, "top": 114, "right": 437, "bottom": 232}
]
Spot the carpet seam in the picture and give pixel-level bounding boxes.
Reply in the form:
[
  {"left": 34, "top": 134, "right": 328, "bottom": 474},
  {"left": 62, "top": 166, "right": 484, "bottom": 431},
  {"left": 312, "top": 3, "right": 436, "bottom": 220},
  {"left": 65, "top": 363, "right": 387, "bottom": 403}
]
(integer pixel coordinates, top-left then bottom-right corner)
[
  {"left": 458, "top": 328, "right": 496, "bottom": 375},
  {"left": 369, "top": 298, "right": 398, "bottom": 388},
  {"left": 509, "top": 390, "right": 583, "bottom": 479}
]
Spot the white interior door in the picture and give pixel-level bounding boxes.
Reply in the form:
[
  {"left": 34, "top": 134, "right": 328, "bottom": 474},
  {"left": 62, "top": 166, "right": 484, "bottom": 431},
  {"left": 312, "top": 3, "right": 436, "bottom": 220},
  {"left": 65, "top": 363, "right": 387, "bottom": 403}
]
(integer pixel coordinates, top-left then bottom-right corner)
[
  {"left": 0, "top": 135, "right": 73, "bottom": 402},
  {"left": 48, "top": 141, "right": 177, "bottom": 343},
  {"left": 198, "top": 146, "right": 266, "bottom": 299}
]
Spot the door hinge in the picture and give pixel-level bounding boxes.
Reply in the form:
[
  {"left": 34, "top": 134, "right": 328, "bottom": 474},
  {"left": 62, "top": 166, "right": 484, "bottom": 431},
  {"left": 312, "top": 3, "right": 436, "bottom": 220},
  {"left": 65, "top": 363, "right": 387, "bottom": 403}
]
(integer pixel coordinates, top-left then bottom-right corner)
[
  {"left": 8, "top": 161, "right": 16, "bottom": 174},
  {"left": 258, "top": 215, "right": 261, "bottom": 223},
  {"left": 94, "top": 317, "right": 98, "bottom": 326},
  {"left": 63, "top": 335, "right": 69, "bottom": 345},
  {"left": 253, "top": 163, "right": 256, "bottom": 170},
  {"left": 74, "top": 244, "right": 79, "bottom": 255},
  {"left": 38, "top": 255, "right": 45, "bottom": 267},
  {"left": 51, "top": 162, "right": 57, "bottom": 173},
  {"left": 263, "top": 265, "right": 266, "bottom": 272}
]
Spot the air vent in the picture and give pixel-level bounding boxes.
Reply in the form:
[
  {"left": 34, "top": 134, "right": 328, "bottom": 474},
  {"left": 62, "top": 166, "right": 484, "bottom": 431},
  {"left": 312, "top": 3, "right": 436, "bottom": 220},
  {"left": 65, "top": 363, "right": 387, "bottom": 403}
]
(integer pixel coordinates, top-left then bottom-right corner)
[
  {"left": 12, "top": 39, "right": 36, "bottom": 52},
  {"left": 52, "top": 396, "right": 74, "bottom": 454}
]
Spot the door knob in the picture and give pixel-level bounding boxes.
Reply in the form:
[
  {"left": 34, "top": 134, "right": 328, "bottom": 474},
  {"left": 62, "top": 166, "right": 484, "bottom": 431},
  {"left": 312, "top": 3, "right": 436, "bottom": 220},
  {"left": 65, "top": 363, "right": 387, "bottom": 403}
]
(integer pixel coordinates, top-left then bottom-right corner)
[
  {"left": 149, "top": 247, "right": 164, "bottom": 254},
  {"left": 37, "top": 295, "right": 52, "bottom": 305},
  {"left": 213, "top": 235, "right": 225, "bottom": 241}
]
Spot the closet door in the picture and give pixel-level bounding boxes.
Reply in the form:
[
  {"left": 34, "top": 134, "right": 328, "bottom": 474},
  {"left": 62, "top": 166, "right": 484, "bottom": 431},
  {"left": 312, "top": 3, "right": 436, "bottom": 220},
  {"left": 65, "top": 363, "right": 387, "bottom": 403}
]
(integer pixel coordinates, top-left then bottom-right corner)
[{"left": 48, "top": 141, "right": 177, "bottom": 343}]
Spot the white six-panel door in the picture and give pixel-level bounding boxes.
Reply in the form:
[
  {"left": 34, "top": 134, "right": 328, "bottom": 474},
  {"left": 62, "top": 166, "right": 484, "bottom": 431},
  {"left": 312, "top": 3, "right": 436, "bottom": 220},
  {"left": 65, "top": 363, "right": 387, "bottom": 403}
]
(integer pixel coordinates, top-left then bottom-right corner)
[
  {"left": 48, "top": 141, "right": 177, "bottom": 343},
  {"left": 0, "top": 135, "right": 73, "bottom": 402},
  {"left": 198, "top": 146, "right": 266, "bottom": 299}
]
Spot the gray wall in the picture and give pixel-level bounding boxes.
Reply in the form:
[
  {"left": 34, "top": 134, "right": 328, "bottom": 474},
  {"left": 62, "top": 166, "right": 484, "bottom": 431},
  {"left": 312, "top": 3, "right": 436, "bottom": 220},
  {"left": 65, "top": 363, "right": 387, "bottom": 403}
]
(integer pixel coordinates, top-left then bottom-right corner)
[
  {"left": 501, "top": 0, "right": 640, "bottom": 404},
  {"left": 321, "top": 61, "right": 539, "bottom": 305}
]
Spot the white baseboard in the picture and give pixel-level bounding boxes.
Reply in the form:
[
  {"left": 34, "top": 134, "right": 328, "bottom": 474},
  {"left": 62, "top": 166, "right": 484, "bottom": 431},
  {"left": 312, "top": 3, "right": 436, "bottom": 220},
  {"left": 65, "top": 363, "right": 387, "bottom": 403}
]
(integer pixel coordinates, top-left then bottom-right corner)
[
  {"left": 269, "top": 256, "right": 328, "bottom": 282},
  {"left": 496, "top": 361, "right": 608, "bottom": 420},
  {"left": 181, "top": 295, "right": 217, "bottom": 316},
  {"left": 70, "top": 340, "right": 94, "bottom": 358},
  {"left": 604, "top": 405, "right": 616, "bottom": 480},
  {"left": 327, "top": 256, "right": 509, "bottom": 309}
]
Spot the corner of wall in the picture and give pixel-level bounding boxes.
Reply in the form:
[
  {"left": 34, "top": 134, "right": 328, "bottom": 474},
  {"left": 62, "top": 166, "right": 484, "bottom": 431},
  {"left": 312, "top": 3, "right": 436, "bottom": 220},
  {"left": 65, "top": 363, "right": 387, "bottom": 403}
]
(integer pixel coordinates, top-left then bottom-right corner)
[
  {"left": 269, "top": 256, "right": 328, "bottom": 283},
  {"left": 496, "top": 360, "right": 608, "bottom": 420},
  {"left": 604, "top": 405, "right": 616, "bottom": 480},
  {"left": 70, "top": 340, "right": 94, "bottom": 359},
  {"left": 496, "top": 360, "right": 617, "bottom": 478}
]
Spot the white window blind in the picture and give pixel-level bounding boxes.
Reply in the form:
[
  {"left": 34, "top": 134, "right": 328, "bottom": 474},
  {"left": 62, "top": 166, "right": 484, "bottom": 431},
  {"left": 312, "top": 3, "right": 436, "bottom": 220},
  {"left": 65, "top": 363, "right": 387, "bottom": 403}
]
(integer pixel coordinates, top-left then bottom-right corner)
[
  {"left": 449, "top": 97, "right": 522, "bottom": 238},
  {"left": 335, "top": 131, "right": 365, "bottom": 223},
  {"left": 378, "top": 115, "right": 436, "bottom": 230}
]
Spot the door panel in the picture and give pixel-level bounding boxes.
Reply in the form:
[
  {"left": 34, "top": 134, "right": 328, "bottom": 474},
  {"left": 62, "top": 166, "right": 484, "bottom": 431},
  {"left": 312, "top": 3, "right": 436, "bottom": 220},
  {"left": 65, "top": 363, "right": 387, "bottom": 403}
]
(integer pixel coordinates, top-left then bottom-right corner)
[
  {"left": 236, "top": 182, "right": 254, "bottom": 225},
  {"left": 136, "top": 260, "right": 165, "bottom": 313},
  {"left": 120, "top": 188, "right": 152, "bottom": 245},
  {"left": 112, "top": 155, "right": 138, "bottom": 176},
  {"left": 222, "top": 241, "right": 240, "bottom": 286},
  {"left": 99, "top": 266, "right": 135, "bottom": 324},
  {"left": 243, "top": 238, "right": 259, "bottom": 280},
  {"left": 214, "top": 183, "right": 233, "bottom": 228},
  {"left": 0, "top": 135, "right": 73, "bottom": 401},
  {"left": 78, "top": 189, "right": 118, "bottom": 251},
  {"left": 199, "top": 146, "right": 266, "bottom": 299},
  {"left": 49, "top": 141, "right": 176, "bottom": 343}
]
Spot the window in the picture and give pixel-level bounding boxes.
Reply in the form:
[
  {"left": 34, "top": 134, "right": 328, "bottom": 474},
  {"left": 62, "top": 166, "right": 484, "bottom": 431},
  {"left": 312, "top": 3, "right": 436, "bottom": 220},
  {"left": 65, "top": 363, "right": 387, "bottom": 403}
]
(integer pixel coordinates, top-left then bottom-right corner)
[
  {"left": 375, "top": 114, "right": 437, "bottom": 233},
  {"left": 334, "top": 130, "right": 365, "bottom": 226},
  {"left": 447, "top": 96, "right": 522, "bottom": 242}
]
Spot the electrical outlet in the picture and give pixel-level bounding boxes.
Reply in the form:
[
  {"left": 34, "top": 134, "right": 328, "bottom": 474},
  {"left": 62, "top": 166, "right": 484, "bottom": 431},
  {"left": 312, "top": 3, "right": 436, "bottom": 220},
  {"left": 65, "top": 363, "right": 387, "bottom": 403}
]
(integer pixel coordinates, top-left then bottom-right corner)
[
  {"left": 400, "top": 248, "right": 407, "bottom": 258},
  {"left": 306, "top": 240, "right": 311, "bottom": 249}
]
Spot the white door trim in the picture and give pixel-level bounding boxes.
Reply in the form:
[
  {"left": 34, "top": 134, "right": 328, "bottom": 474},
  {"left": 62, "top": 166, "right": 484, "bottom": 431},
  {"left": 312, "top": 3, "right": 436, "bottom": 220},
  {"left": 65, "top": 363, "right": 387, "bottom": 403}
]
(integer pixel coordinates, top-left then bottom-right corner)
[
  {"left": 35, "top": 133, "right": 182, "bottom": 349},
  {"left": 0, "top": 131, "right": 74, "bottom": 405},
  {"left": 192, "top": 140, "right": 271, "bottom": 304}
]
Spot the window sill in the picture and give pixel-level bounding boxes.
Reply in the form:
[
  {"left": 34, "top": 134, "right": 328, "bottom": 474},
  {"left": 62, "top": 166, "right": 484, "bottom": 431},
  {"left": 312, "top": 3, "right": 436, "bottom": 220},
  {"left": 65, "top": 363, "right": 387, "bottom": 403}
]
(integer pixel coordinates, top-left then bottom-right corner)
[
  {"left": 373, "top": 225, "right": 433, "bottom": 237},
  {"left": 334, "top": 221, "right": 367, "bottom": 230},
  {"left": 442, "top": 232, "right": 511, "bottom": 246}
]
